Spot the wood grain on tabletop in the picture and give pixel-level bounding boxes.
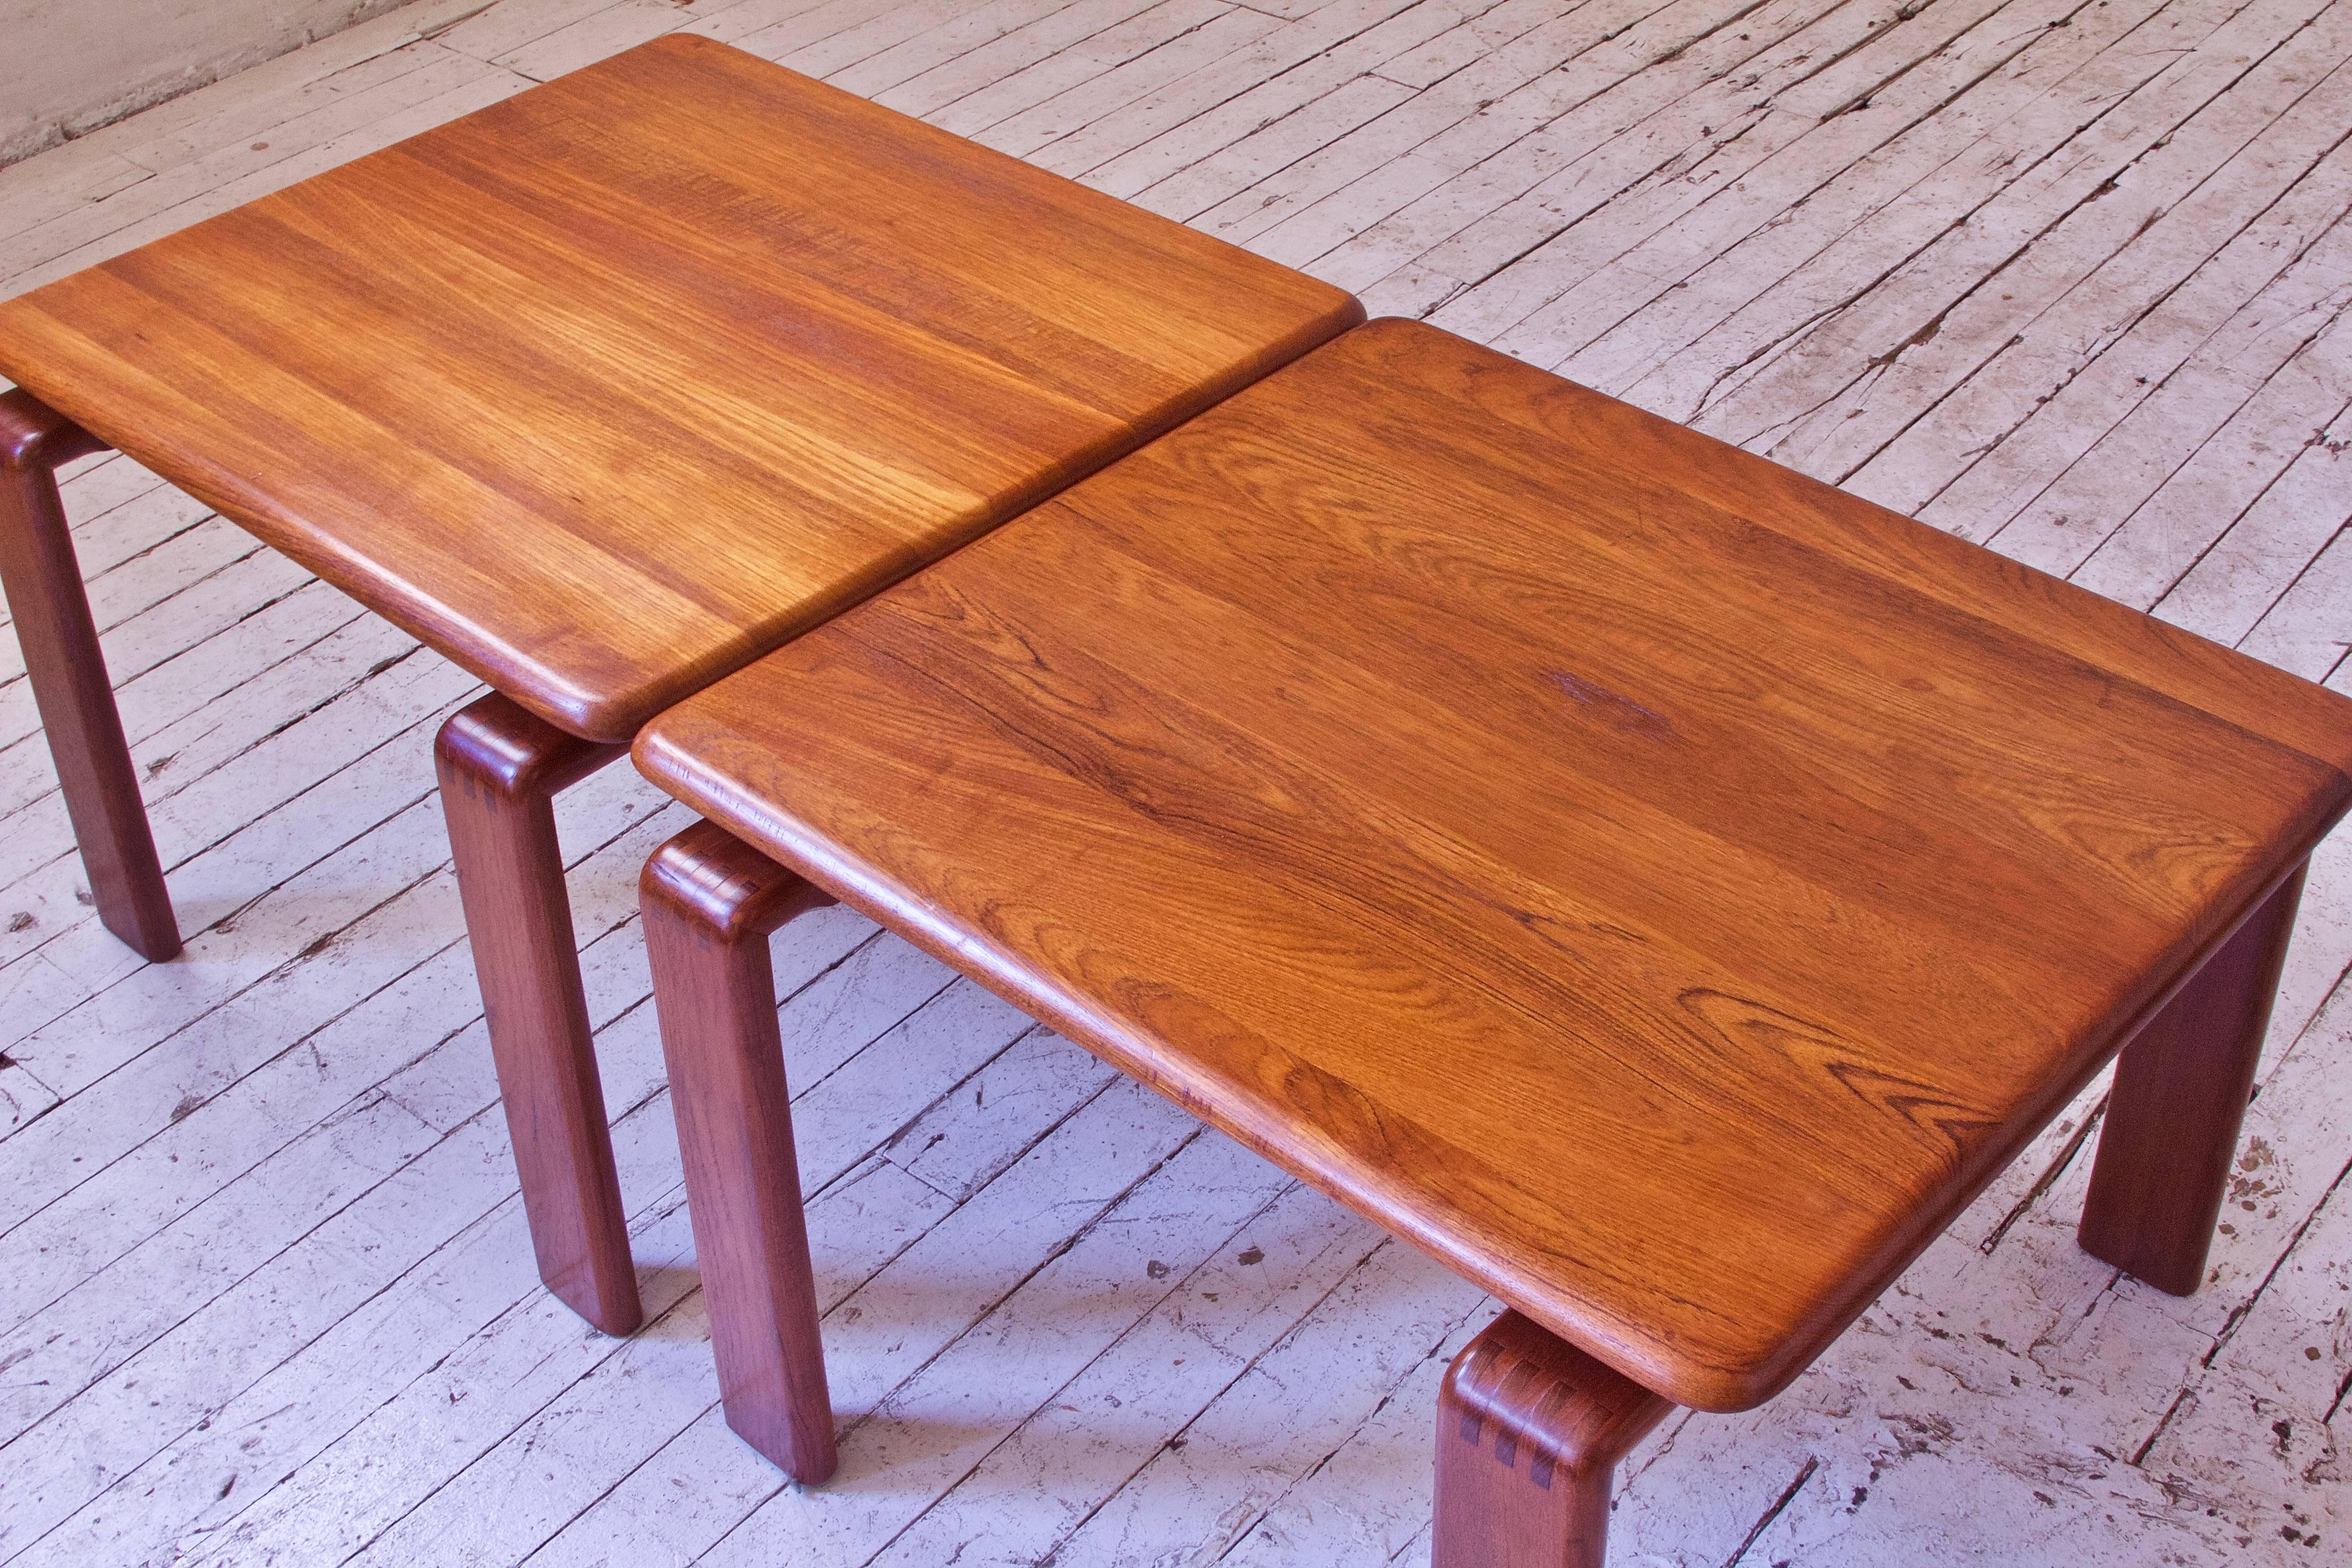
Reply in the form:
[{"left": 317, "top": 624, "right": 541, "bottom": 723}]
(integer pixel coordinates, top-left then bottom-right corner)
[
  {"left": 636, "top": 318, "right": 2352, "bottom": 1415},
  {"left": 0, "top": 32, "right": 1360, "bottom": 741}
]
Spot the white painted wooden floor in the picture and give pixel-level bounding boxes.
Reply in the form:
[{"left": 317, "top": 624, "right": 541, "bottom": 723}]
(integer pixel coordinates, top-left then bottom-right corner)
[{"left": 0, "top": 0, "right": 2347, "bottom": 1562}]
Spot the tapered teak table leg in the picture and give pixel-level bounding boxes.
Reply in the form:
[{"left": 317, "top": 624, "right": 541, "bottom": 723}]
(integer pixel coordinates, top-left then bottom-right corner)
[
  {"left": 1435, "top": 1312, "right": 1674, "bottom": 1568},
  {"left": 641, "top": 820, "right": 839, "bottom": 1482},
  {"left": 0, "top": 389, "right": 181, "bottom": 961},
  {"left": 2079, "top": 863, "right": 2308, "bottom": 1295},
  {"left": 436, "top": 693, "right": 637, "bottom": 1334}
]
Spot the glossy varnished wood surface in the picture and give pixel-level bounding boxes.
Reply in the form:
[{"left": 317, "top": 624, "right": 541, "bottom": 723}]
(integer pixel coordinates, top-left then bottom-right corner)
[
  {"left": 638, "top": 320, "right": 2352, "bottom": 1415},
  {"left": 0, "top": 34, "right": 1358, "bottom": 741}
]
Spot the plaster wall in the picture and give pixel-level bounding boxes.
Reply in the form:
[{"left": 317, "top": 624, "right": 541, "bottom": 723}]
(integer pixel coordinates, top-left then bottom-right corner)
[{"left": 0, "top": 0, "right": 416, "bottom": 163}]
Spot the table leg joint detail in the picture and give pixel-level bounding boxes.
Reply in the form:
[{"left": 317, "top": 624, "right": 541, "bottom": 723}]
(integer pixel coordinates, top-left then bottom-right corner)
[
  {"left": 1435, "top": 1312, "right": 1673, "bottom": 1568},
  {"left": 641, "top": 819, "right": 838, "bottom": 1482},
  {"left": 436, "top": 693, "right": 638, "bottom": 1335}
]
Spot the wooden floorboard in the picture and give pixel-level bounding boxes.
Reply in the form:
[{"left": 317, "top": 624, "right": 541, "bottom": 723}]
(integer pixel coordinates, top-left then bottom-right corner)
[{"left": 0, "top": 0, "right": 2347, "bottom": 1562}]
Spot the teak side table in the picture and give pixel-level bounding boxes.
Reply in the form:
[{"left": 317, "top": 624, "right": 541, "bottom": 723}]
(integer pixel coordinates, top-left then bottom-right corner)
[
  {"left": 628, "top": 321, "right": 2352, "bottom": 1555},
  {"left": 0, "top": 35, "right": 1357, "bottom": 1338}
]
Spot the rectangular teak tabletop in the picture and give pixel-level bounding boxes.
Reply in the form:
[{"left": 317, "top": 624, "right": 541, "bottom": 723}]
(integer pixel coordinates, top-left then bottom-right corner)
[
  {"left": 0, "top": 33, "right": 1359, "bottom": 741},
  {"left": 637, "top": 319, "right": 2352, "bottom": 1415}
]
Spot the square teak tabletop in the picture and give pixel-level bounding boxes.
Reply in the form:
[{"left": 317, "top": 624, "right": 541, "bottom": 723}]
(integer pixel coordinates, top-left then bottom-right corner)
[
  {"left": 632, "top": 322, "right": 2352, "bottom": 1542},
  {"left": 0, "top": 32, "right": 1357, "bottom": 1337},
  {"left": 0, "top": 34, "right": 1355, "bottom": 741}
]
